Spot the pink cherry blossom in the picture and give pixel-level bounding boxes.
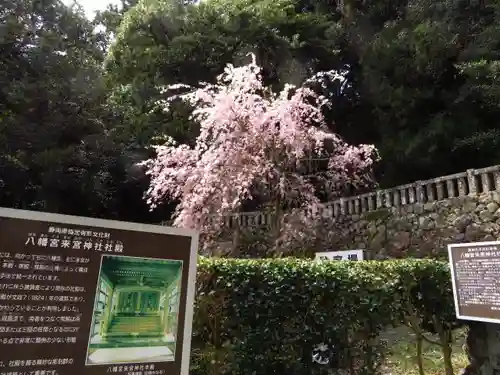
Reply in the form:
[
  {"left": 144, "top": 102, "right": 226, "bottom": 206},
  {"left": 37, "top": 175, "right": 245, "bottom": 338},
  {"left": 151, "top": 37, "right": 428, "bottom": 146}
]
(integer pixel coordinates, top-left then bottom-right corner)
[{"left": 142, "top": 55, "right": 379, "bottom": 252}]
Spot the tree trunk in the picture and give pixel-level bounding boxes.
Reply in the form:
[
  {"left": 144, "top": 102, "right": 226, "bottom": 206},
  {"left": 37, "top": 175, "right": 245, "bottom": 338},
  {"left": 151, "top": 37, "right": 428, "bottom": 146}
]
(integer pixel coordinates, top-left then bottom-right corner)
[
  {"left": 231, "top": 224, "right": 240, "bottom": 257},
  {"left": 415, "top": 334, "right": 425, "bottom": 375},
  {"left": 461, "top": 323, "right": 489, "bottom": 375},
  {"left": 272, "top": 194, "right": 282, "bottom": 240},
  {"left": 442, "top": 339, "right": 454, "bottom": 375},
  {"left": 435, "top": 321, "right": 454, "bottom": 375}
]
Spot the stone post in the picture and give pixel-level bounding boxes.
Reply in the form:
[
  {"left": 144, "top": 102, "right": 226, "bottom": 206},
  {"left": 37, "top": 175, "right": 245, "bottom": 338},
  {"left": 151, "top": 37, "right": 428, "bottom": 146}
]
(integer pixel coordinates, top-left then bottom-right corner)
[
  {"left": 447, "top": 180, "right": 455, "bottom": 198},
  {"left": 408, "top": 185, "right": 416, "bottom": 203},
  {"left": 401, "top": 189, "right": 407, "bottom": 205},
  {"left": 458, "top": 177, "right": 467, "bottom": 196},
  {"left": 333, "top": 200, "right": 340, "bottom": 217},
  {"left": 426, "top": 183, "right": 435, "bottom": 201},
  {"left": 436, "top": 181, "right": 445, "bottom": 200},
  {"left": 354, "top": 199, "right": 360, "bottom": 214},
  {"left": 416, "top": 182, "right": 424, "bottom": 202},
  {"left": 376, "top": 192, "right": 383, "bottom": 209},
  {"left": 467, "top": 169, "right": 478, "bottom": 195},
  {"left": 348, "top": 199, "right": 354, "bottom": 214},
  {"left": 494, "top": 171, "right": 500, "bottom": 191},
  {"left": 360, "top": 196, "right": 368, "bottom": 212},
  {"left": 340, "top": 198, "right": 346, "bottom": 216},
  {"left": 385, "top": 192, "right": 391, "bottom": 207},
  {"left": 482, "top": 173, "right": 493, "bottom": 193},
  {"left": 393, "top": 190, "right": 401, "bottom": 207},
  {"left": 367, "top": 194, "right": 375, "bottom": 211}
]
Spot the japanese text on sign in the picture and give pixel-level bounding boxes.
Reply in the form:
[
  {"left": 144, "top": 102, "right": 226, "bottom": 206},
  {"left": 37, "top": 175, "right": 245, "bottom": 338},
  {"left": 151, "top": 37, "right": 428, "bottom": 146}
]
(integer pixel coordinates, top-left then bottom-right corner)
[
  {"left": 315, "top": 250, "right": 364, "bottom": 262},
  {"left": 25, "top": 231, "right": 123, "bottom": 254},
  {"left": 448, "top": 241, "right": 500, "bottom": 324},
  {"left": 0, "top": 207, "right": 198, "bottom": 375}
]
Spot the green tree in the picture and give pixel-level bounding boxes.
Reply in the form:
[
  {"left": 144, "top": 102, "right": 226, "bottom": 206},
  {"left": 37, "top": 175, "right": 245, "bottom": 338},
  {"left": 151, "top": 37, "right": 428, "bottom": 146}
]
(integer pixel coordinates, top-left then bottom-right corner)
[
  {"left": 0, "top": 0, "right": 125, "bottom": 217},
  {"left": 103, "top": 0, "right": 343, "bottom": 148},
  {"left": 337, "top": 0, "right": 500, "bottom": 185}
]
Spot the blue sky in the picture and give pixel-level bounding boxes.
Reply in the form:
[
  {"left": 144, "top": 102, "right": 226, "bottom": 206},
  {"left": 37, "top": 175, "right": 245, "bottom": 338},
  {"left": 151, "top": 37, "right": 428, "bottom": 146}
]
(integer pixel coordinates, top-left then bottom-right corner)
[{"left": 64, "top": 0, "right": 121, "bottom": 18}]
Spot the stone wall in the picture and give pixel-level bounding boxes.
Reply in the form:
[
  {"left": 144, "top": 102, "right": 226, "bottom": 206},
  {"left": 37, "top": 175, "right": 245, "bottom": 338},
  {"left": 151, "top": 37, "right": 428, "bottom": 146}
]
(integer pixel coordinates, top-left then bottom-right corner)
[
  {"left": 227, "top": 165, "right": 500, "bottom": 258},
  {"left": 324, "top": 190, "right": 500, "bottom": 259}
]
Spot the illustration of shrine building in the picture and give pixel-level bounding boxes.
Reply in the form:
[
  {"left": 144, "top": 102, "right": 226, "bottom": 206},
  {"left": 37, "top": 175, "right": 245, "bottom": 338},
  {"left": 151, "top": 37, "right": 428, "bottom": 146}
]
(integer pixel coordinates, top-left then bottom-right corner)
[{"left": 88, "top": 256, "right": 182, "bottom": 348}]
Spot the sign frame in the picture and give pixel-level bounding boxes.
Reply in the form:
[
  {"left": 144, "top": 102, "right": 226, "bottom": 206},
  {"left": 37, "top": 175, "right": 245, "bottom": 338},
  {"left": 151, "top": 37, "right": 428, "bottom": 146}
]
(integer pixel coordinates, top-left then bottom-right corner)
[
  {"left": 448, "top": 241, "right": 500, "bottom": 325},
  {"left": 0, "top": 207, "right": 199, "bottom": 375},
  {"left": 315, "top": 249, "right": 364, "bottom": 262}
]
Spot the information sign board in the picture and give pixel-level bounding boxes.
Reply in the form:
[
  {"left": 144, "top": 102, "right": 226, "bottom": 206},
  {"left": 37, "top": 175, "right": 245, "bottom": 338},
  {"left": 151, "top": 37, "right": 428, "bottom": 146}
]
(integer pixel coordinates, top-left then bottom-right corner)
[
  {"left": 448, "top": 241, "right": 500, "bottom": 324},
  {"left": 0, "top": 208, "right": 198, "bottom": 375}
]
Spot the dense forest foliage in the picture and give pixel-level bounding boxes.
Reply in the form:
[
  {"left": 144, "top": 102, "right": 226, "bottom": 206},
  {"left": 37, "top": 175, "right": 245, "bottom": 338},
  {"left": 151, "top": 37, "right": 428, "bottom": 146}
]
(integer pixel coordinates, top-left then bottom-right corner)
[{"left": 2, "top": 0, "right": 500, "bottom": 222}]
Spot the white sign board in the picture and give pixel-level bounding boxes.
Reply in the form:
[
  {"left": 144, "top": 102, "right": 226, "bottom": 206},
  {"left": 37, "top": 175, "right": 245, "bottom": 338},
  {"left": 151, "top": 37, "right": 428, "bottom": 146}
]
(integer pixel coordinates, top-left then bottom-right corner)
[{"left": 315, "top": 250, "right": 364, "bottom": 262}]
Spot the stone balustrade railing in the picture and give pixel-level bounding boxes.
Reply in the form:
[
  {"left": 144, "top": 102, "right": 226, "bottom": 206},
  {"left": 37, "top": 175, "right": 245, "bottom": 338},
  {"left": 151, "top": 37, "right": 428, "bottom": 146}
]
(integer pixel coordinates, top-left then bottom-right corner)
[{"left": 223, "top": 165, "right": 500, "bottom": 229}]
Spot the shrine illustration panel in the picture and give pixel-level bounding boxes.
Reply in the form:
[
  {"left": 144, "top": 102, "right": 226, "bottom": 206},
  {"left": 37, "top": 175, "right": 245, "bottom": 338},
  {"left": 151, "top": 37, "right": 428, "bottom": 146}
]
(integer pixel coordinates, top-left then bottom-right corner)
[{"left": 86, "top": 255, "right": 183, "bottom": 365}]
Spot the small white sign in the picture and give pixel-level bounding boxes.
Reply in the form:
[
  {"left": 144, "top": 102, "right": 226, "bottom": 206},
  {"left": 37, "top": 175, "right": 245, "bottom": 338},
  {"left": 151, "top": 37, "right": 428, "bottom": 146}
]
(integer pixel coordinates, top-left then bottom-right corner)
[{"left": 315, "top": 250, "right": 364, "bottom": 262}]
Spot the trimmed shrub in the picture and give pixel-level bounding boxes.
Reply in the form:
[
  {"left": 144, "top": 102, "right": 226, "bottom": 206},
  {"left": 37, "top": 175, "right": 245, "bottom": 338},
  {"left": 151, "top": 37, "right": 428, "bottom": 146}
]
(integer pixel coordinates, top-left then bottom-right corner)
[{"left": 191, "top": 258, "right": 461, "bottom": 375}]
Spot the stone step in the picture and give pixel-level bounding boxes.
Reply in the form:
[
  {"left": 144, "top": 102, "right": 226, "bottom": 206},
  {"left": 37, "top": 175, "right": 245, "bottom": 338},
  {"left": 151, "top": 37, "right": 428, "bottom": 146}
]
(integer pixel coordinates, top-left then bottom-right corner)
[
  {"left": 107, "top": 328, "right": 161, "bottom": 332},
  {"left": 110, "top": 323, "right": 161, "bottom": 328},
  {"left": 111, "top": 322, "right": 161, "bottom": 326},
  {"left": 114, "top": 313, "right": 159, "bottom": 317},
  {"left": 110, "top": 324, "right": 161, "bottom": 330},
  {"left": 112, "top": 319, "right": 160, "bottom": 323},
  {"left": 105, "top": 332, "right": 163, "bottom": 338},
  {"left": 112, "top": 319, "right": 161, "bottom": 323},
  {"left": 112, "top": 321, "right": 161, "bottom": 325},
  {"left": 110, "top": 328, "right": 161, "bottom": 331},
  {"left": 108, "top": 315, "right": 162, "bottom": 336},
  {"left": 111, "top": 320, "right": 161, "bottom": 325}
]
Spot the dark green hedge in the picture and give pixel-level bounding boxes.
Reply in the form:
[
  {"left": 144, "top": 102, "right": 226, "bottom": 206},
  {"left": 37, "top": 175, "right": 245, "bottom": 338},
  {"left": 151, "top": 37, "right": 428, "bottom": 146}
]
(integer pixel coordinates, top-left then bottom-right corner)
[{"left": 191, "top": 258, "right": 460, "bottom": 375}]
